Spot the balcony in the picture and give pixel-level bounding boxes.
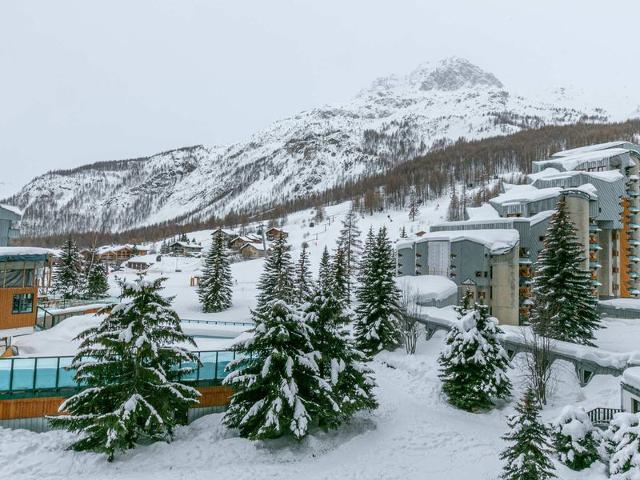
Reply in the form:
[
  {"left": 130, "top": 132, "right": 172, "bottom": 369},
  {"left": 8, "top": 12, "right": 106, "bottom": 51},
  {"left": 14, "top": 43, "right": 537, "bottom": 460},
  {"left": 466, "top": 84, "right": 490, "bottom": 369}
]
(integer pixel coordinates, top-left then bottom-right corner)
[
  {"left": 589, "top": 224, "right": 602, "bottom": 233},
  {"left": 592, "top": 280, "right": 602, "bottom": 287},
  {"left": 630, "top": 224, "right": 640, "bottom": 230},
  {"left": 589, "top": 243, "right": 602, "bottom": 251},
  {"left": 589, "top": 261, "right": 602, "bottom": 269},
  {"left": 630, "top": 256, "right": 640, "bottom": 263}
]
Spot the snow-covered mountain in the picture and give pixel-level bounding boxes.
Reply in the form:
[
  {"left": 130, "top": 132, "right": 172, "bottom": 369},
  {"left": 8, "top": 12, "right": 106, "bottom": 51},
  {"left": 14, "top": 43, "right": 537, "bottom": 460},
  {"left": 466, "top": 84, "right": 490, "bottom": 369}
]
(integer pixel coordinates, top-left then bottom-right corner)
[{"left": 7, "top": 57, "right": 622, "bottom": 236}]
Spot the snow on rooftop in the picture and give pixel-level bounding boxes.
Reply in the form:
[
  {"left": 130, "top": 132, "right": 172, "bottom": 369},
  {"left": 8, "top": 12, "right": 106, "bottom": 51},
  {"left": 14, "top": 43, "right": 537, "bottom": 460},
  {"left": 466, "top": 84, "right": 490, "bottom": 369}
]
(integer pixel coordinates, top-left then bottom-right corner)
[
  {"left": 97, "top": 244, "right": 150, "bottom": 254},
  {"left": 529, "top": 167, "right": 624, "bottom": 183},
  {"left": 416, "top": 229, "right": 519, "bottom": 254},
  {"left": 552, "top": 141, "right": 634, "bottom": 158},
  {"left": 0, "top": 203, "right": 23, "bottom": 217},
  {"left": 465, "top": 203, "right": 500, "bottom": 221},
  {"left": 536, "top": 147, "right": 631, "bottom": 171},
  {"left": 528, "top": 210, "right": 555, "bottom": 225},
  {"left": 0, "top": 246, "right": 52, "bottom": 257},
  {"left": 396, "top": 275, "right": 457, "bottom": 302},
  {"left": 565, "top": 183, "right": 598, "bottom": 199},
  {"left": 623, "top": 366, "right": 640, "bottom": 391},
  {"left": 127, "top": 254, "right": 158, "bottom": 264},
  {"left": 491, "top": 184, "right": 562, "bottom": 205}
]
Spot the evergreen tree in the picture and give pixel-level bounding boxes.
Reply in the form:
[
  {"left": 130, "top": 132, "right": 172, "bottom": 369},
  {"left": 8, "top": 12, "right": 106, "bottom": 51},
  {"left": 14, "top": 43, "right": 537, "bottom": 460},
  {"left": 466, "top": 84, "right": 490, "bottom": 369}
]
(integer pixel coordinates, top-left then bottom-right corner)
[
  {"left": 438, "top": 301, "right": 512, "bottom": 411},
  {"left": 332, "top": 245, "right": 349, "bottom": 305},
  {"left": 530, "top": 196, "right": 601, "bottom": 346},
  {"left": 294, "top": 242, "right": 313, "bottom": 303},
  {"left": 198, "top": 230, "right": 233, "bottom": 312},
  {"left": 354, "top": 227, "right": 402, "bottom": 356},
  {"left": 552, "top": 406, "right": 600, "bottom": 471},
  {"left": 400, "top": 226, "right": 408, "bottom": 239},
  {"left": 52, "top": 237, "right": 85, "bottom": 299},
  {"left": 302, "top": 267, "right": 377, "bottom": 428},
  {"left": 85, "top": 261, "right": 109, "bottom": 298},
  {"left": 600, "top": 412, "right": 640, "bottom": 479},
  {"left": 318, "top": 246, "right": 332, "bottom": 292},
  {"left": 224, "top": 299, "right": 338, "bottom": 440},
  {"left": 255, "top": 235, "right": 296, "bottom": 313},
  {"left": 49, "top": 277, "right": 200, "bottom": 461},
  {"left": 500, "top": 389, "right": 556, "bottom": 480},
  {"left": 408, "top": 185, "right": 420, "bottom": 221},
  {"left": 337, "top": 206, "right": 362, "bottom": 303}
]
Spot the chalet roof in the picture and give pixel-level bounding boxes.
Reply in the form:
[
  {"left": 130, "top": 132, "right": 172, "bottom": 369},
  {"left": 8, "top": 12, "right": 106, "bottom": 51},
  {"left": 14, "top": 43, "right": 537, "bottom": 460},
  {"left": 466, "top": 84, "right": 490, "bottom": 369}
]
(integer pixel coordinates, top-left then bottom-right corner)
[
  {"left": 126, "top": 254, "right": 157, "bottom": 265},
  {"left": 97, "top": 244, "right": 150, "bottom": 254},
  {"left": 0, "top": 246, "right": 52, "bottom": 262},
  {"left": 170, "top": 241, "right": 203, "bottom": 249},
  {"left": 240, "top": 242, "right": 269, "bottom": 252},
  {"left": 0, "top": 203, "right": 23, "bottom": 219}
]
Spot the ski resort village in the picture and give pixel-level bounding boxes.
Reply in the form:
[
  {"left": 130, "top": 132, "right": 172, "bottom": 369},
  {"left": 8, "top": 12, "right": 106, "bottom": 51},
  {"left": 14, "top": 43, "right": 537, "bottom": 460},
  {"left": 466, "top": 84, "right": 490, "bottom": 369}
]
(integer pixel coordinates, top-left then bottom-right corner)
[
  {"left": 0, "top": 138, "right": 639, "bottom": 479},
  {"left": 5, "top": 4, "right": 640, "bottom": 477}
]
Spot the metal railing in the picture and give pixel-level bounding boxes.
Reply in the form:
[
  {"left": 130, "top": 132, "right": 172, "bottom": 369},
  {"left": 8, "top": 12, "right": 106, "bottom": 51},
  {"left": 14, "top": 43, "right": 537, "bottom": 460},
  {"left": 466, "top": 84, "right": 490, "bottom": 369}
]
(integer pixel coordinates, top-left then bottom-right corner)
[
  {"left": 587, "top": 407, "right": 623, "bottom": 427},
  {"left": 180, "top": 318, "right": 254, "bottom": 327},
  {"left": 0, "top": 350, "right": 238, "bottom": 396}
]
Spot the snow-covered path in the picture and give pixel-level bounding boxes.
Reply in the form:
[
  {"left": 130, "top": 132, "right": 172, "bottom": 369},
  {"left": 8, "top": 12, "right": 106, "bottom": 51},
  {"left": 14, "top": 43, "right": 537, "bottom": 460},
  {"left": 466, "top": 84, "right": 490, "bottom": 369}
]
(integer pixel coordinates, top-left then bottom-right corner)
[{"left": 0, "top": 333, "right": 613, "bottom": 480}]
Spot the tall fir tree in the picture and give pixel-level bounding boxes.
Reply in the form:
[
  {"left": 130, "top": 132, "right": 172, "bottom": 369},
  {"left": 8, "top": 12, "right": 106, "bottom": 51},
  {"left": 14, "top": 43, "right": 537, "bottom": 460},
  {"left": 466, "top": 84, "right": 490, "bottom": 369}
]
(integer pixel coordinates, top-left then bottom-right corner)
[
  {"left": 302, "top": 261, "right": 377, "bottom": 427},
  {"left": 85, "top": 261, "right": 109, "bottom": 298},
  {"left": 332, "top": 245, "right": 349, "bottom": 305},
  {"left": 49, "top": 277, "right": 200, "bottom": 461},
  {"left": 354, "top": 227, "right": 402, "bottom": 356},
  {"left": 530, "top": 196, "right": 600, "bottom": 346},
  {"left": 294, "top": 242, "right": 314, "bottom": 303},
  {"left": 224, "top": 299, "right": 338, "bottom": 440},
  {"left": 318, "top": 246, "right": 333, "bottom": 293},
  {"left": 255, "top": 235, "right": 296, "bottom": 313},
  {"left": 198, "top": 230, "right": 233, "bottom": 312},
  {"left": 500, "top": 389, "right": 556, "bottom": 480},
  {"left": 337, "top": 206, "right": 362, "bottom": 304},
  {"left": 52, "top": 237, "right": 85, "bottom": 299},
  {"left": 408, "top": 185, "right": 420, "bottom": 222},
  {"left": 438, "top": 301, "right": 512, "bottom": 411}
]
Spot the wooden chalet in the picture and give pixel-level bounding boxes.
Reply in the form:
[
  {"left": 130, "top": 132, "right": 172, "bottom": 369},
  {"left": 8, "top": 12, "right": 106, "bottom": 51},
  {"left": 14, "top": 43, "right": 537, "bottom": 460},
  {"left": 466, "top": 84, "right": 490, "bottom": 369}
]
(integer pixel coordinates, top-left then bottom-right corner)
[{"left": 265, "top": 227, "right": 288, "bottom": 241}]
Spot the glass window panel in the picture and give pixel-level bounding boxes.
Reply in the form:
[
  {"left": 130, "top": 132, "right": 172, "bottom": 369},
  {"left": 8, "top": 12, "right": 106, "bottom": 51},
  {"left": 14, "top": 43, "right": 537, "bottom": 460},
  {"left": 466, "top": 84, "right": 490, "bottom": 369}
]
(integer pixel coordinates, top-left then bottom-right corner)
[
  {"left": 0, "top": 359, "right": 11, "bottom": 391},
  {"left": 217, "top": 351, "right": 235, "bottom": 379},
  {"left": 11, "top": 358, "right": 36, "bottom": 390},
  {"left": 198, "top": 352, "right": 217, "bottom": 381},
  {"left": 35, "top": 357, "right": 59, "bottom": 389},
  {"left": 180, "top": 359, "right": 198, "bottom": 381},
  {"left": 12, "top": 293, "right": 34, "bottom": 314},
  {"left": 57, "top": 357, "right": 76, "bottom": 388}
]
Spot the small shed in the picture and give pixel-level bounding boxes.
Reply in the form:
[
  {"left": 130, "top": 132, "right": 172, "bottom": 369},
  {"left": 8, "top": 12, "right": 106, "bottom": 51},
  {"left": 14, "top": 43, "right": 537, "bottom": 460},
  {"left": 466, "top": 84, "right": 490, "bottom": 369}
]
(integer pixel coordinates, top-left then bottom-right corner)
[
  {"left": 622, "top": 367, "right": 640, "bottom": 413},
  {"left": 170, "top": 241, "right": 203, "bottom": 256},
  {"left": 126, "top": 254, "right": 156, "bottom": 271}
]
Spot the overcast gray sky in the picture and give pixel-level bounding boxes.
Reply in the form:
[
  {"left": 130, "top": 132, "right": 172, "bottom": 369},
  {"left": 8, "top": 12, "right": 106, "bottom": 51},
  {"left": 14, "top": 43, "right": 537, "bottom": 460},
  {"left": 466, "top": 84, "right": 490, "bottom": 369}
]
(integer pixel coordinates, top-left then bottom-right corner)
[{"left": 2, "top": 0, "right": 640, "bottom": 196}]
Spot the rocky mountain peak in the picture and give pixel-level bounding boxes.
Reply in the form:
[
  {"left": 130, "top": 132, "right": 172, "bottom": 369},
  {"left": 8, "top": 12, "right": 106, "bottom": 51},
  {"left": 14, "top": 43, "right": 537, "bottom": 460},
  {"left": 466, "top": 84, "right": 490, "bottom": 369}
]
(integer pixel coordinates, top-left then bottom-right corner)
[{"left": 409, "top": 56, "right": 504, "bottom": 91}]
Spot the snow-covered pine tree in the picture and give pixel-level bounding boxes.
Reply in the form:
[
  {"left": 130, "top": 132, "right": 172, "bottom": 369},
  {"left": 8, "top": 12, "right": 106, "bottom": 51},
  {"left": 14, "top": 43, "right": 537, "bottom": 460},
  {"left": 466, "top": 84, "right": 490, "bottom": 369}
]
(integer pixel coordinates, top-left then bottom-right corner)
[
  {"left": 318, "top": 246, "right": 332, "bottom": 292},
  {"left": 530, "top": 196, "right": 600, "bottom": 346},
  {"left": 85, "top": 261, "right": 109, "bottom": 299},
  {"left": 294, "top": 242, "right": 313, "bottom": 303},
  {"left": 198, "top": 230, "right": 233, "bottom": 312},
  {"left": 52, "top": 237, "right": 85, "bottom": 299},
  {"left": 255, "top": 235, "right": 296, "bottom": 313},
  {"left": 500, "top": 388, "right": 556, "bottom": 480},
  {"left": 408, "top": 185, "right": 420, "bottom": 222},
  {"left": 552, "top": 405, "right": 600, "bottom": 470},
  {"left": 224, "top": 299, "right": 338, "bottom": 440},
  {"left": 302, "top": 262, "right": 377, "bottom": 427},
  {"left": 332, "top": 245, "right": 349, "bottom": 305},
  {"left": 337, "top": 206, "right": 362, "bottom": 304},
  {"left": 438, "top": 301, "right": 512, "bottom": 411},
  {"left": 49, "top": 276, "right": 200, "bottom": 461},
  {"left": 600, "top": 412, "right": 640, "bottom": 479},
  {"left": 400, "top": 226, "right": 408, "bottom": 239},
  {"left": 354, "top": 227, "right": 402, "bottom": 356}
]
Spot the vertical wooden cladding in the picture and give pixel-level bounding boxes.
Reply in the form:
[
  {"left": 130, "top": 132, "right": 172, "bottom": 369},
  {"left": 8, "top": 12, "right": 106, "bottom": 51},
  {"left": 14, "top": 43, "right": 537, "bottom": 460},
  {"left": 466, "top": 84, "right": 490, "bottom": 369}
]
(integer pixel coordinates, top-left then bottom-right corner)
[
  {"left": 0, "top": 386, "right": 233, "bottom": 420},
  {"left": 620, "top": 198, "right": 631, "bottom": 297},
  {"left": 0, "top": 286, "right": 38, "bottom": 330}
]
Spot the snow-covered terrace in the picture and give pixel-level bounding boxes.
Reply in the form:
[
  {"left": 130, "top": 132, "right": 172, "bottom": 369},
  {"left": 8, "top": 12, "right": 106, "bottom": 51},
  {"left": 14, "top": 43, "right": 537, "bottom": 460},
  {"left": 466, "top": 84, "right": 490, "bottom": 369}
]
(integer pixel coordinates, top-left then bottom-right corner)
[{"left": 413, "top": 228, "right": 519, "bottom": 254}]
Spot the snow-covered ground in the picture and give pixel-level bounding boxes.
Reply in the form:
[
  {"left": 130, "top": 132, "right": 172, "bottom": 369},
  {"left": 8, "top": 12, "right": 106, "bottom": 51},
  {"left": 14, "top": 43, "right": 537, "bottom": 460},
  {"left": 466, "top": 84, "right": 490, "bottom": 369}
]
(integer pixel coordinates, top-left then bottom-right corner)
[{"left": 0, "top": 333, "right": 619, "bottom": 480}]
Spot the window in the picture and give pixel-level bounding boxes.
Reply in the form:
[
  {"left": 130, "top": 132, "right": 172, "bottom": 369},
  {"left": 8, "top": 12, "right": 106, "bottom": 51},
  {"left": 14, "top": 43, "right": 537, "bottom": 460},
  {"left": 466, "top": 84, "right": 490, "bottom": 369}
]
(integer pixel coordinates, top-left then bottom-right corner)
[
  {"left": 12, "top": 293, "right": 34, "bottom": 314},
  {"left": 475, "top": 271, "right": 483, "bottom": 277},
  {"left": 633, "top": 398, "right": 640, "bottom": 414},
  {"left": 538, "top": 236, "right": 545, "bottom": 242}
]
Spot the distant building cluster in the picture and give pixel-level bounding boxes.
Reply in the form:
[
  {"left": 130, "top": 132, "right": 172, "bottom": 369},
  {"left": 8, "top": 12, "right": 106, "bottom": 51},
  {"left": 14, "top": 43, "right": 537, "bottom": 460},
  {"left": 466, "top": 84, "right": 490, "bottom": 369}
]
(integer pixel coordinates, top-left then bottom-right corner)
[{"left": 397, "top": 141, "right": 640, "bottom": 326}]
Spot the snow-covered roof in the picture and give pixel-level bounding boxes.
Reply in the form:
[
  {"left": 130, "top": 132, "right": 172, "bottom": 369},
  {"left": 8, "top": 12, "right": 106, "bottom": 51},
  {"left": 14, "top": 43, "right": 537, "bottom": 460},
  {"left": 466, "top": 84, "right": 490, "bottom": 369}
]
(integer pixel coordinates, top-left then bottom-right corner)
[
  {"left": 429, "top": 209, "right": 554, "bottom": 232},
  {"left": 552, "top": 141, "right": 635, "bottom": 158},
  {"left": 623, "top": 366, "right": 640, "bottom": 391},
  {"left": 97, "top": 244, "right": 150, "bottom": 254},
  {"left": 0, "top": 246, "right": 52, "bottom": 262},
  {"left": 535, "top": 148, "right": 631, "bottom": 171},
  {"left": 416, "top": 229, "right": 519, "bottom": 254},
  {"left": 240, "top": 242, "right": 269, "bottom": 251},
  {"left": 465, "top": 203, "right": 500, "bottom": 221},
  {"left": 491, "top": 185, "right": 562, "bottom": 206},
  {"left": 395, "top": 275, "right": 458, "bottom": 302},
  {"left": 126, "top": 254, "right": 157, "bottom": 265},
  {"left": 529, "top": 210, "right": 555, "bottom": 225},
  {"left": 0, "top": 203, "right": 23, "bottom": 217},
  {"left": 529, "top": 168, "right": 624, "bottom": 183},
  {"left": 171, "top": 241, "right": 202, "bottom": 249},
  {"left": 564, "top": 183, "right": 598, "bottom": 199}
]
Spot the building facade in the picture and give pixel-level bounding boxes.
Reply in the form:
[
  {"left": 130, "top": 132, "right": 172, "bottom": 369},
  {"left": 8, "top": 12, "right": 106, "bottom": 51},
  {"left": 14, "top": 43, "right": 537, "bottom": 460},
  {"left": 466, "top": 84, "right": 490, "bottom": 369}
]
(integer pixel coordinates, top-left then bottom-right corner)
[
  {"left": 0, "top": 205, "right": 21, "bottom": 247},
  {"left": 397, "top": 141, "right": 640, "bottom": 326}
]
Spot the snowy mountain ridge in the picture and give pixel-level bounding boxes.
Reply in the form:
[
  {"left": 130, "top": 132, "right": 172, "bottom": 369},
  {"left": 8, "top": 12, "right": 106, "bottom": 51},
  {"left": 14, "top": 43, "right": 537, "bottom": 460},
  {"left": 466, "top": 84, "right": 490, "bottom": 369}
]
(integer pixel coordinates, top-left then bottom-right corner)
[{"left": 7, "top": 57, "right": 629, "bottom": 236}]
